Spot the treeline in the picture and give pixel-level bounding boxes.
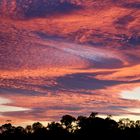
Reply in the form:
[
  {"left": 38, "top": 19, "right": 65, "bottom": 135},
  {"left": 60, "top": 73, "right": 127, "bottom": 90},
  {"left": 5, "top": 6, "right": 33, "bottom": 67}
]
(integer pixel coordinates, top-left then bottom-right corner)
[{"left": 0, "top": 112, "right": 140, "bottom": 140}]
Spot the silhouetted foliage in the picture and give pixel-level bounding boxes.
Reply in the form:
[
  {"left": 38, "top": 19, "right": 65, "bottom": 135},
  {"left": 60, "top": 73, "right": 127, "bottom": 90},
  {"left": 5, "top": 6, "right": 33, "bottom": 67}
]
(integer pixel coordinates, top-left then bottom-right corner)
[
  {"left": 0, "top": 112, "right": 140, "bottom": 140},
  {"left": 60, "top": 114, "right": 76, "bottom": 132}
]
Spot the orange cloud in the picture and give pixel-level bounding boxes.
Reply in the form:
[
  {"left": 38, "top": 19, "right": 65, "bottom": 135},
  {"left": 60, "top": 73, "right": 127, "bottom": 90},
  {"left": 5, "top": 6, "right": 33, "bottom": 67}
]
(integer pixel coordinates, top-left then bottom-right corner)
[
  {"left": 96, "top": 65, "right": 140, "bottom": 81},
  {"left": 0, "top": 0, "right": 140, "bottom": 125}
]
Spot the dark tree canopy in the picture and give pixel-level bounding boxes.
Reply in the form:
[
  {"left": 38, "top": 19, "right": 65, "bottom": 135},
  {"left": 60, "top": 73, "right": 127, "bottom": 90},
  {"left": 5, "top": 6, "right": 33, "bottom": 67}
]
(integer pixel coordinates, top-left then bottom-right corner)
[{"left": 0, "top": 112, "right": 140, "bottom": 140}]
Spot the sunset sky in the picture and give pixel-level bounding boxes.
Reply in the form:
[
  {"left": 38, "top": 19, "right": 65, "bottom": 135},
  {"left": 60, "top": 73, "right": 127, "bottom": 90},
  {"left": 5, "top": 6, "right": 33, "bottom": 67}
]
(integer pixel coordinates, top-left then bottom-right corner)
[{"left": 0, "top": 0, "right": 140, "bottom": 126}]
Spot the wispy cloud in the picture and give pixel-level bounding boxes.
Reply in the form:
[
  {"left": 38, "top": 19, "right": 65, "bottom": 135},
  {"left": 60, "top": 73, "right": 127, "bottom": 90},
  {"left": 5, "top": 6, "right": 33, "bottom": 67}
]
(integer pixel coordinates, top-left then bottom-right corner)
[{"left": 0, "top": 97, "right": 30, "bottom": 113}]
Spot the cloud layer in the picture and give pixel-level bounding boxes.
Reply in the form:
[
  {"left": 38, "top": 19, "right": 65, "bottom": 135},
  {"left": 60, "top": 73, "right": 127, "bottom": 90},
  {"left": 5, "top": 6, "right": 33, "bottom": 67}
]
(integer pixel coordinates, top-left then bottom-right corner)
[{"left": 0, "top": 0, "right": 140, "bottom": 125}]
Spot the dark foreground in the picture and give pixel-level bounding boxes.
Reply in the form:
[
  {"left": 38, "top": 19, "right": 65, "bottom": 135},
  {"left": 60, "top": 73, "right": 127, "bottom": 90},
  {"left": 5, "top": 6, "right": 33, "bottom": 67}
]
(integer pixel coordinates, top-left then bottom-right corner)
[{"left": 0, "top": 113, "right": 140, "bottom": 140}]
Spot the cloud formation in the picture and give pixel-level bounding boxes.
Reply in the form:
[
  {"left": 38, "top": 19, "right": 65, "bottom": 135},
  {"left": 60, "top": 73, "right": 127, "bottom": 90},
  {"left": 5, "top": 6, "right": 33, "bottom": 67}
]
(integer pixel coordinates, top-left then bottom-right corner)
[{"left": 0, "top": 0, "right": 140, "bottom": 125}]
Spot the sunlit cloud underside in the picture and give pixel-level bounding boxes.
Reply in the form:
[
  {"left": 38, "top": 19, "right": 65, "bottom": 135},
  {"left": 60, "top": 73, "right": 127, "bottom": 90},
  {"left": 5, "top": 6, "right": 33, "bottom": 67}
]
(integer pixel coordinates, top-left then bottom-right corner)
[{"left": 0, "top": 0, "right": 140, "bottom": 125}]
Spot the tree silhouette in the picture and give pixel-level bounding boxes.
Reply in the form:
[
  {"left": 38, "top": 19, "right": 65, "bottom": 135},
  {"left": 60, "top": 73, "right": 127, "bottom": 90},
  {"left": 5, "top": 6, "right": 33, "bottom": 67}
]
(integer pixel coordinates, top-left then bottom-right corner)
[
  {"left": 47, "top": 121, "right": 70, "bottom": 140},
  {"left": 89, "top": 112, "right": 98, "bottom": 118},
  {"left": 0, "top": 113, "right": 140, "bottom": 140},
  {"left": 25, "top": 125, "right": 32, "bottom": 134},
  {"left": 60, "top": 115, "right": 76, "bottom": 132},
  {"left": 32, "top": 122, "right": 43, "bottom": 132}
]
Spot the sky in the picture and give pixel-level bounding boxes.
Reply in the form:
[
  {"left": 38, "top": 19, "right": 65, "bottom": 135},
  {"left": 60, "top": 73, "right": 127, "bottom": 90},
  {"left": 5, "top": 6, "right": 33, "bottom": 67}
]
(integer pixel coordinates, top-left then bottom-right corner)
[{"left": 0, "top": 0, "right": 140, "bottom": 126}]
